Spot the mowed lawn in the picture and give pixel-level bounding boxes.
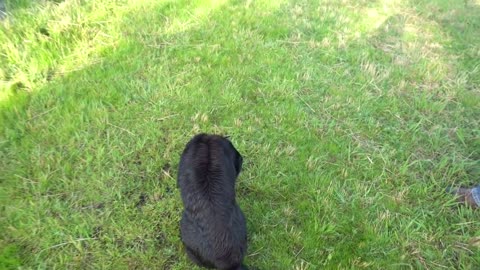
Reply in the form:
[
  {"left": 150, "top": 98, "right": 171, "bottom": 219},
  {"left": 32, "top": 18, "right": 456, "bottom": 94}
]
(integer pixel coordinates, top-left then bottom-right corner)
[{"left": 1, "top": 0, "right": 479, "bottom": 268}]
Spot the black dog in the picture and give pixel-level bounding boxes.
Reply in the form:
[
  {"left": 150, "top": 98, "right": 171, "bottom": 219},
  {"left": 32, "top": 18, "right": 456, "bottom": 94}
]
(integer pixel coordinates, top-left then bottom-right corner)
[{"left": 178, "top": 134, "right": 248, "bottom": 270}]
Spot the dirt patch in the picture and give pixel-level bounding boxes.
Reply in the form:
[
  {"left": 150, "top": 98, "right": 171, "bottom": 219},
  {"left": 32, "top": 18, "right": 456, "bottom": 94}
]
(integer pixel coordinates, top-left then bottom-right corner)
[
  {"left": 135, "top": 193, "right": 147, "bottom": 209},
  {"left": 91, "top": 226, "right": 103, "bottom": 238}
]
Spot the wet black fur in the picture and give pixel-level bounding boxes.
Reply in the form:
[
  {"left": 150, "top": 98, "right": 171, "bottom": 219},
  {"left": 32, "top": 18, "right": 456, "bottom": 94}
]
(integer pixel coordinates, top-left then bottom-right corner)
[{"left": 178, "top": 134, "right": 248, "bottom": 270}]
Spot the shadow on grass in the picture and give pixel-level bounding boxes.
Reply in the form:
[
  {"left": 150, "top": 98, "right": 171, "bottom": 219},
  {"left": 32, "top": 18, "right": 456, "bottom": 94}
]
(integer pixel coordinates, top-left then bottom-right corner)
[
  {"left": 411, "top": 0, "right": 480, "bottom": 179},
  {"left": 4, "top": 0, "right": 65, "bottom": 13},
  {"left": 414, "top": 0, "right": 480, "bottom": 77}
]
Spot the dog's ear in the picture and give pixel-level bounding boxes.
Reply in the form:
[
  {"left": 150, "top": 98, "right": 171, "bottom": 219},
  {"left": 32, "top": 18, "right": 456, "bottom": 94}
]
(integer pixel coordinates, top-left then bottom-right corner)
[{"left": 234, "top": 152, "right": 243, "bottom": 175}]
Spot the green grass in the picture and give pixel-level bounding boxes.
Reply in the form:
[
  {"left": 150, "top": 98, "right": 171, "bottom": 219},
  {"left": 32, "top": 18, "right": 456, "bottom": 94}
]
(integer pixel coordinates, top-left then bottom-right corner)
[{"left": 1, "top": 0, "right": 479, "bottom": 268}]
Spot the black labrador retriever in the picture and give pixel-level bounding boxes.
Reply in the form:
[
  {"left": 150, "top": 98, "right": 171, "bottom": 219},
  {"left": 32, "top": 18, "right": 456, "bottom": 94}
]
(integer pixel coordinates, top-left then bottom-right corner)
[{"left": 178, "top": 134, "right": 248, "bottom": 270}]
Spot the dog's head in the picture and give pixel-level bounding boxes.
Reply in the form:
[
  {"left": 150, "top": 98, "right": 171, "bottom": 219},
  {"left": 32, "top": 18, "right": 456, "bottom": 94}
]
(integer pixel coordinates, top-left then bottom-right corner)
[
  {"left": 185, "top": 133, "right": 243, "bottom": 176},
  {"left": 220, "top": 135, "right": 243, "bottom": 176}
]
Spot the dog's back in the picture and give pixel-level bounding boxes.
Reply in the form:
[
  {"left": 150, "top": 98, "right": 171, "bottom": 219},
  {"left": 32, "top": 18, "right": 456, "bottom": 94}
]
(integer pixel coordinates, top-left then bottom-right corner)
[{"left": 178, "top": 134, "right": 247, "bottom": 270}]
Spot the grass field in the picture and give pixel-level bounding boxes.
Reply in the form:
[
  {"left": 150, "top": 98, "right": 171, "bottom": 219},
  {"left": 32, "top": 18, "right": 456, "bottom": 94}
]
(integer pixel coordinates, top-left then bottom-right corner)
[{"left": 1, "top": 0, "right": 479, "bottom": 269}]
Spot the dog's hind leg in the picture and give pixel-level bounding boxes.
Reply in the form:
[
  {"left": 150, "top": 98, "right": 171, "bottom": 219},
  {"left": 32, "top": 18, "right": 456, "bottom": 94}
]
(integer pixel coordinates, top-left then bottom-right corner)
[{"left": 185, "top": 245, "right": 215, "bottom": 268}]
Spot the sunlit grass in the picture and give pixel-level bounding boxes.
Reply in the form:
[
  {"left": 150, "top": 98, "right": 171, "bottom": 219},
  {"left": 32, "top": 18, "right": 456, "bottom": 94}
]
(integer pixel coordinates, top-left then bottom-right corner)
[{"left": 1, "top": 0, "right": 479, "bottom": 269}]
